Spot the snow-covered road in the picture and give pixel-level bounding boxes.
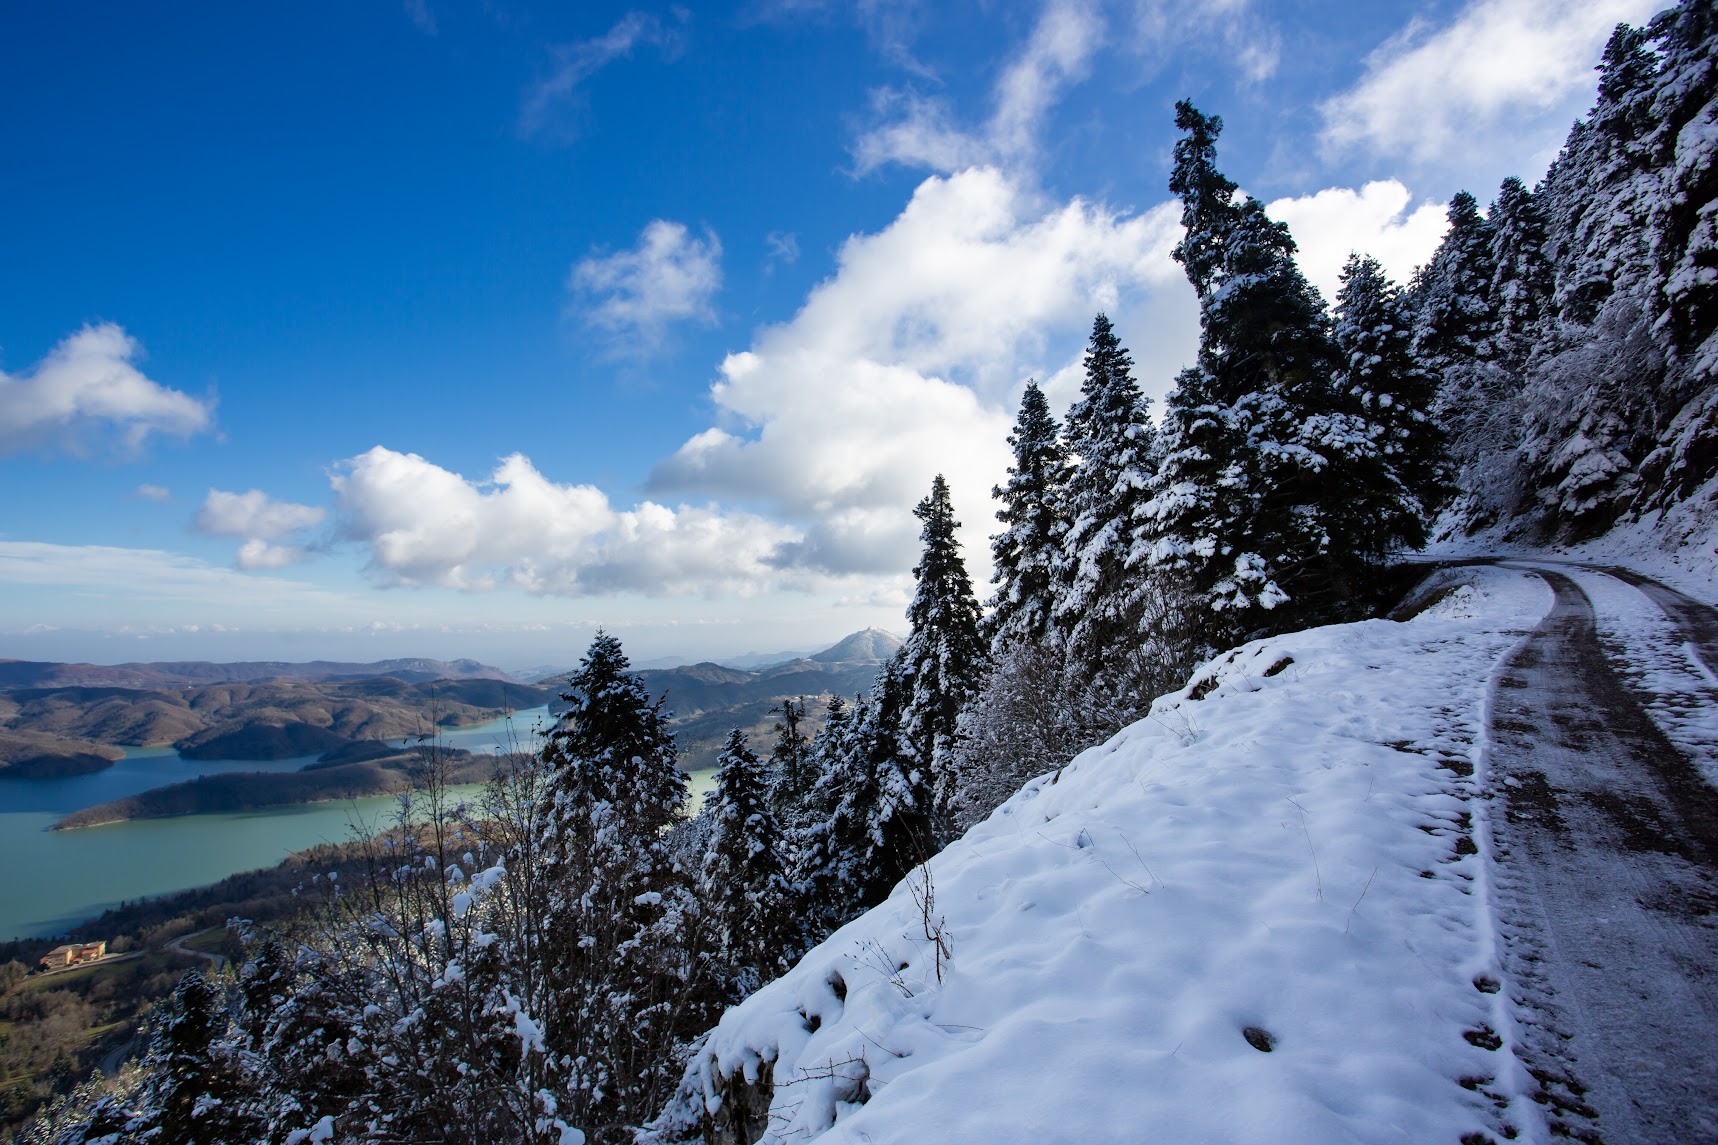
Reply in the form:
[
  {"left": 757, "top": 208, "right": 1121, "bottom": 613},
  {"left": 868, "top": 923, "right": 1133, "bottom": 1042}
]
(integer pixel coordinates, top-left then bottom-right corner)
[{"left": 1488, "top": 565, "right": 1718, "bottom": 1144}]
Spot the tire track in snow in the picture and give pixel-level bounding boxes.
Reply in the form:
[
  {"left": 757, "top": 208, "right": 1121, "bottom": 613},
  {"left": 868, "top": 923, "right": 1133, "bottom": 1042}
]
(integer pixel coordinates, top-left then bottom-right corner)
[
  {"left": 1486, "top": 567, "right": 1718, "bottom": 1144},
  {"left": 1590, "top": 565, "right": 1718, "bottom": 681}
]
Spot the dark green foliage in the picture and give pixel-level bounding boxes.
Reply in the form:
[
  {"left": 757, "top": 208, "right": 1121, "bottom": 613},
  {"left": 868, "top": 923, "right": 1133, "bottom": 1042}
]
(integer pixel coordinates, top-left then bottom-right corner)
[
  {"left": 535, "top": 631, "right": 703, "bottom": 1142},
  {"left": 1332, "top": 253, "right": 1448, "bottom": 559},
  {"left": 987, "top": 381, "right": 1069, "bottom": 651},
  {"left": 143, "top": 970, "right": 256, "bottom": 1144},
  {"left": 1053, "top": 315, "right": 1159, "bottom": 681},
  {"left": 897, "top": 475, "right": 987, "bottom": 820},
  {"left": 1150, "top": 108, "right": 1386, "bottom": 636},
  {"left": 765, "top": 697, "right": 813, "bottom": 828},
  {"left": 701, "top": 729, "right": 797, "bottom": 1001}
]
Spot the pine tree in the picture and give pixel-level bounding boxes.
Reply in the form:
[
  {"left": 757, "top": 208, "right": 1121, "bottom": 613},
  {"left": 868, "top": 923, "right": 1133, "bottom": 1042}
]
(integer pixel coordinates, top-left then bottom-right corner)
[
  {"left": 1331, "top": 253, "right": 1448, "bottom": 560},
  {"left": 765, "top": 697, "right": 813, "bottom": 828},
  {"left": 1052, "top": 315, "right": 1158, "bottom": 685},
  {"left": 142, "top": 970, "right": 256, "bottom": 1145},
  {"left": 1414, "top": 191, "right": 1499, "bottom": 371},
  {"left": 986, "top": 380, "right": 1068, "bottom": 652},
  {"left": 896, "top": 475, "right": 986, "bottom": 824},
  {"left": 701, "top": 728, "right": 797, "bottom": 1001},
  {"left": 534, "top": 631, "right": 702, "bottom": 1143},
  {"left": 1148, "top": 106, "right": 1375, "bottom": 634},
  {"left": 1168, "top": 100, "right": 1241, "bottom": 299},
  {"left": 1486, "top": 177, "right": 1555, "bottom": 372}
]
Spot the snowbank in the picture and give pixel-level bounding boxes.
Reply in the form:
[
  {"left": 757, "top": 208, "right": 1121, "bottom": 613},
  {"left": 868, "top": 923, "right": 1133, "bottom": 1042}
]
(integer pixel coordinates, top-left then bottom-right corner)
[{"left": 654, "top": 566, "right": 1555, "bottom": 1144}]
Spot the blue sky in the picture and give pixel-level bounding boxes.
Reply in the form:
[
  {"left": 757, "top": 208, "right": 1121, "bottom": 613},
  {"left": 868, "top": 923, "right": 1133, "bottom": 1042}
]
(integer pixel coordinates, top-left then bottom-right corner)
[{"left": 0, "top": 0, "right": 1657, "bottom": 669}]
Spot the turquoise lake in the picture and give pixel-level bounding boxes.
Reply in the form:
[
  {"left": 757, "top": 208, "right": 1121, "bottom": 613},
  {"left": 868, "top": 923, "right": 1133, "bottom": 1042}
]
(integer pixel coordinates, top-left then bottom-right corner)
[{"left": 0, "top": 708, "right": 716, "bottom": 941}]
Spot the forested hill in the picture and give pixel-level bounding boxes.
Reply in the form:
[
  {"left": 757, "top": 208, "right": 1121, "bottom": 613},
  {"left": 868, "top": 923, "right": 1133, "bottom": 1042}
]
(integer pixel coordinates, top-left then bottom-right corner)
[
  {"left": 1418, "top": 6, "right": 1718, "bottom": 541},
  {"left": 0, "top": 656, "right": 514, "bottom": 691}
]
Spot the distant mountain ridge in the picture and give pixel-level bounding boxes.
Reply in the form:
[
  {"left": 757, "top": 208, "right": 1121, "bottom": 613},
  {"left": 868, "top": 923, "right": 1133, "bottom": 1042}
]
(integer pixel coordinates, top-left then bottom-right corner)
[{"left": 0, "top": 657, "right": 513, "bottom": 691}]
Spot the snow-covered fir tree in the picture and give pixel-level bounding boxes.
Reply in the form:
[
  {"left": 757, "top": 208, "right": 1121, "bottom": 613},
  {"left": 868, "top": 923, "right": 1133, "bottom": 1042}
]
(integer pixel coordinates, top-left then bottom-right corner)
[
  {"left": 700, "top": 728, "right": 798, "bottom": 1001},
  {"left": 533, "top": 631, "right": 707, "bottom": 1144},
  {"left": 765, "top": 696, "right": 814, "bottom": 829},
  {"left": 1486, "top": 177, "right": 1555, "bottom": 372},
  {"left": 136, "top": 970, "right": 255, "bottom": 1145},
  {"left": 1331, "top": 253, "right": 1447, "bottom": 562},
  {"left": 1147, "top": 102, "right": 1396, "bottom": 635},
  {"left": 986, "top": 380, "right": 1069, "bottom": 653},
  {"left": 895, "top": 474, "right": 987, "bottom": 825},
  {"left": 1052, "top": 315, "right": 1159, "bottom": 685}
]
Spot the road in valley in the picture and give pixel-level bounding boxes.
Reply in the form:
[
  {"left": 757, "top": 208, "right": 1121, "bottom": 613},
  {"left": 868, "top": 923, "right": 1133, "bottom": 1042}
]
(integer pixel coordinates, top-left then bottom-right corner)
[{"left": 1484, "top": 564, "right": 1718, "bottom": 1144}]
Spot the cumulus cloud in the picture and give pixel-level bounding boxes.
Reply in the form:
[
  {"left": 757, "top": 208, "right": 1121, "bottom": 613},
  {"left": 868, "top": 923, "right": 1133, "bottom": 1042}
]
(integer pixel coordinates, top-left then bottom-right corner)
[
  {"left": 195, "top": 488, "right": 327, "bottom": 570},
  {"left": 331, "top": 446, "right": 798, "bottom": 596},
  {"left": 132, "top": 484, "right": 172, "bottom": 502},
  {"left": 521, "top": 8, "right": 691, "bottom": 139},
  {"left": 569, "top": 219, "right": 723, "bottom": 344},
  {"left": 650, "top": 166, "right": 1187, "bottom": 576},
  {"left": 196, "top": 489, "right": 326, "bottom": 540},
  {"left": 853, "top": 0, "right": 1102, "bottom": 175},
  {"left": 0, "top": 324, "right": 213, "bottom": 457},
  {"left": 1320, "top": 0, "right": 1661, "bottom": 169},
  {"left": 1266, "top": 180, "right": 1448, "bottom": 300}
]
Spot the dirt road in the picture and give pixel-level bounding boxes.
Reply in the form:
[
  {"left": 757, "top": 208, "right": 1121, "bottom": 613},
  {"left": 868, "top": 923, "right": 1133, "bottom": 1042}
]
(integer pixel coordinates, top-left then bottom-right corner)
[{"left": 1486, "top": 565, "right": 1718, "bottom": 1143}]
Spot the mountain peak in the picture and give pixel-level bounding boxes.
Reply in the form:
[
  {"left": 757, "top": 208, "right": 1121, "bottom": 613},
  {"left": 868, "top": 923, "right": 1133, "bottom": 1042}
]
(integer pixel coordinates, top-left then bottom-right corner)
[{"left": 809, "top": 627, "right": 903, "bottom": 665}]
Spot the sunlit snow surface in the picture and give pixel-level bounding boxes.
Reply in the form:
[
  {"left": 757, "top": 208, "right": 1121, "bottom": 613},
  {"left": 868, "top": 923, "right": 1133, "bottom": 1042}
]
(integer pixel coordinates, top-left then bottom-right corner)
[{"left": 662, "top": 566, "right": 1556, "bottom": 1144}]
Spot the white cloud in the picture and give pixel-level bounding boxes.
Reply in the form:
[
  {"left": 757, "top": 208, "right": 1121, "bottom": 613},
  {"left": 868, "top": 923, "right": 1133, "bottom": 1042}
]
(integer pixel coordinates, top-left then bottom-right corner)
[
  {"left": 1129, "top": 0, "right": 1278, "bottom": 83},
  {"left": 1266, "top": 180, "right": 1448, "bottom": 300},
  {"left": 331, "top": 446, "right": 798, "bottom": 596},
  {"left": 195, "top": 488, "right": 327, "bottom": 570},
  {"left": 196, "top": 489, "right": 326, "bottom": 540},
  {"left": 853, "top": 0, "right": 1103, "bottom": 175},
  {"left": 234, "top": 539, "right": 310, "bottom": 570},
  {"left": 132, "top": 484, "right": 172, "bottom": 502},
  {"left": 1320, "top": 0, "right": 1661, "bottom": 170},
  {"left": 521, "top": 9, "right": 690, "bottom": 139},
  {"left": 569, "top": 219, "right": 723, "bottom": 343},
  {"left": 650, "top": 166, "right": 1187, "bottom": 576},
  {"left": 0, "top": 324, "right": 213, "bottom": 457}
]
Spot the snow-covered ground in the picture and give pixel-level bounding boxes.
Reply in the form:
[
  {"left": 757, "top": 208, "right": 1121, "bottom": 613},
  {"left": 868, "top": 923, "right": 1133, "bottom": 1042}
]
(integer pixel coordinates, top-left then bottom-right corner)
[
  {"left": 655, "top": 567, "right": 1557, "bottom": 1144},
  {"left": 1428, "top": 474, "right": 1718, "bottom": 606},
  {"left": 1541, "top": 563, "right": 1718, "bottom": 789}
]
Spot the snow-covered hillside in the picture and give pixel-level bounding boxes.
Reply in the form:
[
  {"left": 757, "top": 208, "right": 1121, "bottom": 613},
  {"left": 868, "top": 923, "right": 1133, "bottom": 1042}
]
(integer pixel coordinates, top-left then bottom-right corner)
[{"left": 653, "top": 567, "right": 1555, "bottom": 1144}]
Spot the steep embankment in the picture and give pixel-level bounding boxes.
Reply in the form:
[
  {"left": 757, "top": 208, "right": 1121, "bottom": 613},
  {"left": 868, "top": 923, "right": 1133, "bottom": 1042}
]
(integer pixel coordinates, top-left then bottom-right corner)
[{"left": 652, "top": 567, "right": 1554, "bottom": 1145}]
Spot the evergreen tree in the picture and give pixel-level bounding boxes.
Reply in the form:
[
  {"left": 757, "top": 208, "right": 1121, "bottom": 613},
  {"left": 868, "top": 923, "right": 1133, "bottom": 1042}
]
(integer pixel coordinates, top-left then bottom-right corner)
[
  {"left": 1168, "top": 100, "right": 1241, "bottom": 298},
  {"left": 896, "top": 475, "right": 987, "bottom": 823},
  {"left": 1414, "top": 191, "right": 1499, "bottom": 371},
  {"left": 1052, "top": 315, "right": 1158, "bottom": 684},
  {"left": 986, "top": 380, "right": 1068, "bottom": 652},
  {"left": 1486, "top": 177, "right": 1555, "bottom": 371},
  {"left": 534, "top": 631, "right": 703, "bottom": 1143},
  {"left": 1148, "top": 107, "right": 1382, "bottom": 634},
  {"left": 765, "top": 697, "right": 813, "bottom": 828},
  {"left": 141, "top": 971, "right": 256, "bottom": 1145},
  {"left": 1331, "top": 253, "right": 1448, "bottom": 559},
  {"left": 701, "top": 729, "right": 796, "bottom": 1001}
]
